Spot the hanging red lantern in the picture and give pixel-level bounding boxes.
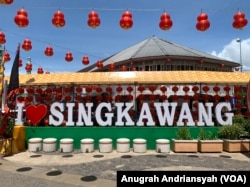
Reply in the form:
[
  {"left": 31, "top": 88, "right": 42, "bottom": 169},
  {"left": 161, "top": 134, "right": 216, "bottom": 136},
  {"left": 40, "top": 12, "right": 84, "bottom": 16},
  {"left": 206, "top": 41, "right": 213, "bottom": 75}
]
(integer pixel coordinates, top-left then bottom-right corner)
[
  {"left": 196, "top": 12, "right": 210, "bottom": 31},
  {"left": 65, "top": 51, "right": 73, "bottom": 62},
  {"left": 160, "top": 86, "right": 167, "bottom": 93},
  {"left": 96, "top": 60, "right": 103, "bottom": 68},
  {"left": 213, "top": 85, "right": 220, "bottom": 93},
  {"left": 37, "top": 67, "right": 44, "bottom": 74},
  {"left": 25, "top": 63, "right": 32, "bottom": 72},
  {"left": 87, "top": 11, "right": 101, "bottom": 28},
  {"left": 0, "top": 31, "right": 6, "bottom": 44},
  {"left": 172, "top": 85, "right": 179, "bottom": 92},
  {"left": 127, "top": 86, "right": 133, "bottom": 93},
  {"left": 4, "top": 51, "right": 10, "bottom": 62},
  {"left": 116, "top": 86, "right": 123, "bottom": 93},
  {"left": 14, "top": 8, "right": 29, "bottom": 28},
  {"left": 82, "top": 56, "right": 89, "bottom": 65},
  {"left": 138, "top": 85, "right": 145, "bottom": 92},
  {"left": 18, "top": 58, "right": 22, "bottom": 67},
  {"left": 120, "top": 10, "right": 133, "bottom": 29},
  {"left": 109, "top": 63, "right": 116, "bottom": 71},
  {"left": 232, "top": 10, "right": 248, "bottom": 30},
  {"left": 52, "top": 10, "right": 65, "bottom": 28},
  {"left": 106, "top": 86, "right": 112, "bottom": 93},
  {"left": 44, "top": 46, "right": 54, "bottom": 56},
  {"left": 121, "top": 65, "right": 127, "bottom": 71},
  {"left": 1, "top": 0, "right": 14, "bottom": 4},
  {"left": 22, "top": 39, "right": 32, "bottom": 51},
  {"left": 159, "top": 12, "right": 173, "bottom": 31}
]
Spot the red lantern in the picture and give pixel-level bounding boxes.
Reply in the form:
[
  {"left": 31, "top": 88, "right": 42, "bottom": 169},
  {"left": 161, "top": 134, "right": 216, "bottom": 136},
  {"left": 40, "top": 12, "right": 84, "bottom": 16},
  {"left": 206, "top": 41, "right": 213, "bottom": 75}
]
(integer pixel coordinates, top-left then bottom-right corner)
[
  {"left": 159, "top": 12, "right": 173, "bottom": 31},
  {"left": 44, "top": 46, "right": 54, "bottom": 56},
  {"left": 52, "top": 10, "right": 66, "bottom": 28},
  {"left": 1, "top": 0, "right": 14, "bottom": 4},
  {"left": 121, "top": 65, "right": 127, "bottom": 71},
  {"left": 120, "top": 10, "right": 133, "bottom": 29},
  {"left": 65, "top": 51, "right": 73, "bottom": 62},
  {"left": 4, "top": 51, "right": 10, "bottom": 62},
  {"left": 18, "top": 58, "right": 22, "bottom": 67},
  {"left": 196, "top": 12, "right": 210, "bottom": 31},
  {"left": 232, "top": 10, "right": 248, "bottom": 30},
  {"left": 116, "top": 86, "right": 123, "bottom": 93},
  {"left": 87, "top": 11, "right": 101, "bottom": 28},
  {"left": 82, "top": 56, "right": 89, "bottom": 65},
  {"left": 37, "top": 67, "right": 44, "bottom": 74},
  {"left": 22, "top": 39, "right": 32, "bottom": 51},
  {"left": 106, "top": 87, "right": 112, "bottom": 93},
  {"left": 96, "top": 60, "right": 103, "bottom": 68},
  {"left": 109, "top": 63, "right": 115, "bottom": 71},
  {"left": 25, "top": 63, "right": 32, "bottom": 72},
  {"left": 14, "top": 8, "right": 29, "bottom": 28},
  {"left": 0, "top": 31, "right": 6, "bottom": 44}
]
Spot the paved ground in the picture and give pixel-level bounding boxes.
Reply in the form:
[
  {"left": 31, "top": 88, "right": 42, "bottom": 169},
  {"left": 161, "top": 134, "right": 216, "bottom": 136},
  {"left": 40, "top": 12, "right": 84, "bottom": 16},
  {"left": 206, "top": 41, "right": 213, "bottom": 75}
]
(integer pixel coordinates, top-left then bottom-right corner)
[{"left": 1, "top": 150, "right": 250, "bottom": 187}]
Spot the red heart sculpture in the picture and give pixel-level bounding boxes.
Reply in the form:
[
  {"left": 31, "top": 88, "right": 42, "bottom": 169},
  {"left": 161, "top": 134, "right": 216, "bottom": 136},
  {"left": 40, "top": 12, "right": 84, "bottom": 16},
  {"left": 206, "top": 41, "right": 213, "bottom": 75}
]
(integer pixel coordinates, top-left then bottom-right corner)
[{"left": 26, "top": 104, "right": 47, "bottom": 125}]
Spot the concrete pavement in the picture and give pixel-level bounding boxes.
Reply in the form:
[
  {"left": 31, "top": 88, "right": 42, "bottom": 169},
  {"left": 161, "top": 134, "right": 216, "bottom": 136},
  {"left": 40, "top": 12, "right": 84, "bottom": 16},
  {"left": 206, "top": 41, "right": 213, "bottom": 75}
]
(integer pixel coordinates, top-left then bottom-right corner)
[{"left": 1, "top": 150, "right": 250, "bottom": 187}]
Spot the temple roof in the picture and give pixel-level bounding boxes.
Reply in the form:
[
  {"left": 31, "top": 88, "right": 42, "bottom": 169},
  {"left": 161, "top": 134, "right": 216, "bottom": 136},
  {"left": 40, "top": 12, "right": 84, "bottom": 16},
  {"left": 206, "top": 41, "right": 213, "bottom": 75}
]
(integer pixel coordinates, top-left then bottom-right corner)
[{"left": 79, "top": 36, "right": 239, "bottom": 72}]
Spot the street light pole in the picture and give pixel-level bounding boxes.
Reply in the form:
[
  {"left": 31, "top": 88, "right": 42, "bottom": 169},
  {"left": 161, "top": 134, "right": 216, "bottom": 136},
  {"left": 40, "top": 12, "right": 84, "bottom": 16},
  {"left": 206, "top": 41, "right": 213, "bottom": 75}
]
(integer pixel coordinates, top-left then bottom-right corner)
[{"left": 236, "top": 38, "right": 242, "bottom": 72}]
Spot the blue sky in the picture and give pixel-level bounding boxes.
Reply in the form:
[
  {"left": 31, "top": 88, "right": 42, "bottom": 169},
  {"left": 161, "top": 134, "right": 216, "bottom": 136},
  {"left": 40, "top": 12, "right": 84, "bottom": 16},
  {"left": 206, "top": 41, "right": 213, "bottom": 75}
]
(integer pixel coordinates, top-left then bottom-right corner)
[{"left": 1, "top": 0, "right": 250, "bottom": 75}]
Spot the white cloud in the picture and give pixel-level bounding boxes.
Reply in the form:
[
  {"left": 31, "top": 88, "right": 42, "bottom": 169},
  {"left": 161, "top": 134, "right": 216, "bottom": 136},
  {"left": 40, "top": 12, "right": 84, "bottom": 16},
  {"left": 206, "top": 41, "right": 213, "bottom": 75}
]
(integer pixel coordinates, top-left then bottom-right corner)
[{"left": 211, "top": 38, "right": 250, "bottom": 71}]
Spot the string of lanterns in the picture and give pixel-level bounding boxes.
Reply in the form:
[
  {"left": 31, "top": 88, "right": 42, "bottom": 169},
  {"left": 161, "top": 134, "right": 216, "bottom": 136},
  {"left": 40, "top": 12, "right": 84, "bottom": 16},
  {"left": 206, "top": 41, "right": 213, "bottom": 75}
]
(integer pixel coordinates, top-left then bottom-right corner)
[{"left": 0, "top": 2, "right": 248, "bottom": 74}]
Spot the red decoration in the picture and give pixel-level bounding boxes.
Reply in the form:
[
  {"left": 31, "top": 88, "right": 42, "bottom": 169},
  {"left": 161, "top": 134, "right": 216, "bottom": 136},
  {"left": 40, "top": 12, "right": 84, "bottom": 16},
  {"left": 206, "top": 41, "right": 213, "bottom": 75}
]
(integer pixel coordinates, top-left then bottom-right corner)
[
  {"left": 220, "top": 63, "right": 224, "bottom": 68},
  {"left": 192, "top": 86, "right": 199, "bottom": 92},
  {"left": 172, "top": 85, "right": 179, "bottom": 92},
  {"left": 85, "top": 86, "right": 92, "bottom": 93},
  {"left": 159, "top": 12, "right": 173, "bottom": 30},
  {"left": 160, "top": 86, "right": 167, "bottom": 93},
  {"left": 138, "top": 86, "right": 145, "bottom": 92},
  {"left": 109, "top": 63, "right": 116, "bottom": 71},
  {"left": 37, "top": 67, "right": 44, "bottom": 74},
  {"left": 196, "top": 12, "right": 210, "bottom": 31},
  {"left": 96, "top": 86, "right": 102, "bottom": 93},
  {"left": 25, "top": 104, "right": 47, "bottom": 125},
  {"left": 82, "top": 56, "right": 89, "bottom": 65},
  {"left": 120, "top": 10, "right": 133, "bottom": 29},
  {"left": 14, "top": 8, "right": 29, "bottom": 28},
  {"left": 52, "top": 10, "right": 65, "bottom": 27},
  {"left": 116, "top": 86, "right": 123, "bottom": 93},
  {"left": 0, "top": 31, "right": 6, "bottom": 44},
  {"left": 96, "top": 60, "right": 103, "bottom": 68},
  {"left": 22, "top": 39, "right": 32, "bottom": 51},
  {"left": 121, "top": 65, "right": 127, "bottom": 71},
  {"left": 44, "top": 46, "right": 54, "bottom": 56},
  {"left": 4, "top": 51, "right": 10, "bottom": 62},
  {"left": 1, "top": 0, "right": 14, "bottom": 4},
  {"left": 65, "top": 51, "right": 73, "bottom": 62},
  {"left": 213, "top": 85, "right": 220, "bottom": 93},
  {"left": 87, "top": 11, "right": 101, "bottom": 28},
  {"left": 202, "top": 85, "right": 209, "bottom": 92},
  {"left": 127, "top": 86, "right": 133, "bottom": 93},
  {"left": 18, "top": 58, "right": 22, "bottom": 67},
  {"left": 76, "top": 86, "right": 82, "bottom": 93},
  {"left": 232, "top": 10, "right": 248, "bottom": 30},
  {"left": 183, "top": 86, "right": 190, "bottom": 92},
  {"left": 25, "top": 63, "right": 32, "bottom": 72},
  {"left": 106, "top": 87, "right": 112, "bottom": 93}
]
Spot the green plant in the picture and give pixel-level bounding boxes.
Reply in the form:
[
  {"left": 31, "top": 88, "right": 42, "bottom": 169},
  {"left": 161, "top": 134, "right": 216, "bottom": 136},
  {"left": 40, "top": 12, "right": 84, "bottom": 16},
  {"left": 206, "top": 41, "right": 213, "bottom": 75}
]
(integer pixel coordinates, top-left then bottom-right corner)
[
  {"left": 198, "top": 128, "right": 218, "bottom": 140},
  {"left": 176, "top": 127, "right": 192, "bottom": 140},
  {"left": 218, "top": 125, "right": 244, "bottom": 140}
]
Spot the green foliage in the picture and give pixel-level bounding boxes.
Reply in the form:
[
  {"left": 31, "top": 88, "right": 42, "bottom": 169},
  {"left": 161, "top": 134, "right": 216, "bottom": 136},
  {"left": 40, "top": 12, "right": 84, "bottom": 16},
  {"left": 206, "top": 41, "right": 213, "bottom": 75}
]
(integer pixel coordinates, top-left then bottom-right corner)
[
  {"left": 176, "top": 127, "right": 192, "bottom": 140},
  {"left": 198, "top": 128, "right": 218, "bottom": 140},
  {"left": 218, "top": 125, "right": 244, "bottom": 140},
  {"left": 233, "top": 115, "right": 250, "bottom": 138}
]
